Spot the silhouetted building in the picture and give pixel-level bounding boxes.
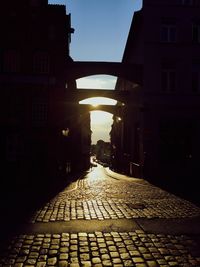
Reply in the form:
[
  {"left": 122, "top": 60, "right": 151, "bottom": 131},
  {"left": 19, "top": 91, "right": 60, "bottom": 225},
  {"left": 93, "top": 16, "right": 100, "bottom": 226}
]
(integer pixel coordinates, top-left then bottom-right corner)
[
  {"left": 0, "top": 0, "right": 88, "bottom": 192},
  {"left": 112, "top": 0, "right": 200, "bottom": 202},
  {"left": 77, "top": 107, "right": 92, "bottom": 171},
  {"left": 93, "top": 140, "right": 111, "bottom": 165}
]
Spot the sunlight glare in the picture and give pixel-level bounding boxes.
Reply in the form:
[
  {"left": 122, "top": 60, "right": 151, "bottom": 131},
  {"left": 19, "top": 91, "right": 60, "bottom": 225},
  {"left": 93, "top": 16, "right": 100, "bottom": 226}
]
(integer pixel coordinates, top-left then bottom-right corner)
[
  {"left": 90, "top": 110, "right": 113, "bottom": 125},
  {"left": 90, "top": 111, "right": 113, "bottom": 144}
]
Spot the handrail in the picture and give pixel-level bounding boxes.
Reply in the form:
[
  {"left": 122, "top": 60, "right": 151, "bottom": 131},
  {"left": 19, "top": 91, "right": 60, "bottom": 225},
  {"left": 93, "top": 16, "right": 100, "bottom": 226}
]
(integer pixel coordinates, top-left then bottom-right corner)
[{"left": 130, "top": 162, "right": 140, "bottom": 167}]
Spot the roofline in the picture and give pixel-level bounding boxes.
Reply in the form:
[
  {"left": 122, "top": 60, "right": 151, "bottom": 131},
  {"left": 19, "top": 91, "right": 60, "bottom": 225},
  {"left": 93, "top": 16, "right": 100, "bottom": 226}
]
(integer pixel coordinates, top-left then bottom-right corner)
[{"left": 122, "top": 9, "right": 143, "bottom": 63}]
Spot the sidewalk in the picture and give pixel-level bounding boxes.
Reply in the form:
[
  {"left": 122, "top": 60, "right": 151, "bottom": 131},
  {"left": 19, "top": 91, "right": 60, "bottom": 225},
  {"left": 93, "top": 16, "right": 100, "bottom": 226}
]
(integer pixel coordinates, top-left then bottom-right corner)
[
  {"left": 105, "top": 167, "right": 148, "bottom": 183},
  {"left": 105, "top": 167, "right": 200, "bottom": 235}
]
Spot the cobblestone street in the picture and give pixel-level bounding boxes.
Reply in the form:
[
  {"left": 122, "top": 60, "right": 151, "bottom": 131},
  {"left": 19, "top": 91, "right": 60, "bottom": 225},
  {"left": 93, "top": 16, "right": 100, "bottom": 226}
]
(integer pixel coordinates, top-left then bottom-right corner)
[{"left": 1, "top": 165, "right": 200, "bottom": 266}]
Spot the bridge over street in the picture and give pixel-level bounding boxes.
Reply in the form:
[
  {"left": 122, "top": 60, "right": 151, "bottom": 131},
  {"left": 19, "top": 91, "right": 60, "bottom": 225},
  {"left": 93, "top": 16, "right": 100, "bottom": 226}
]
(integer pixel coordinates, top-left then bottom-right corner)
[{"left": 65, "top": 61, "right": 143, "bottom": 85}]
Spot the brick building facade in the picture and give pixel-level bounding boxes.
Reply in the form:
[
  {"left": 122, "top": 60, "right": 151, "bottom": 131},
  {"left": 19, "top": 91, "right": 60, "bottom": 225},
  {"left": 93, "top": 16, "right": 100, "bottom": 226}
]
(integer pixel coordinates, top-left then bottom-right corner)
[
  {"left": 0, "top": 0, "right": 90, "bottom": 193},
  {"left": 111, "top": 0, "right": 200, "bottom": 203}
]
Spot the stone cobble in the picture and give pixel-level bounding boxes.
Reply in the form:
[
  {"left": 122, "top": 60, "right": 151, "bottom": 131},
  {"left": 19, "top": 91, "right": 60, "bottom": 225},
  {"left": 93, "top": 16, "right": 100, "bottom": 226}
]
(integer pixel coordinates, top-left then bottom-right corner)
[
  {"left": 1, "top": 168, "right": 200, "bottom": 266},
  {"left": 0, "top": 230, "right": 200, "bottom": 267},
  {"left": 30, "top": 174, "right": 200, "bottom": 223}
]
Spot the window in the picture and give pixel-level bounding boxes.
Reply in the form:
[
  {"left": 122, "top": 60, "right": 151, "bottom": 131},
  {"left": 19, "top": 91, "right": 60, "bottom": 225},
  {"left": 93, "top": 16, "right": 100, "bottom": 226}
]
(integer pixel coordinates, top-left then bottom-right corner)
[
  {"left": 192, "top": 72, "right": 199, "bottom": 92},
  {"left": 192, "top": 22, "right": 200, "bottom": 43},
  {"left": 3, "top": 50, "right": 20, "bottom": 73},
  {"left": 181, "top": 0, "right": 194, "bottom": 5},
  {"left": 159, "top": 120, "right": 192, "bottom": 163},
  {"left": 176, "top": 0, "right": 200, "bottom": 6},
  {"left": 160, "top": 18, "right": 177, "bottom": 43},
  {"left": 32, "top": 99, "right": 48, "bottom": 126},
  {"left": 6, "top": 134, "right": 23, "bottom": 162},
  {"left": 6, "top": 94, "right": 22, "bottom": 119},
  {"left": 175, "top": 0, "right": 199, "bottom": 6},
  {"left": 161, "top": 70, "right": 176, "bottom": 92},
  {"left": 161, "top": 61, "right": 176, "bottom": 92},
  {"left": 30, "top": 0, "right": 40, "bottom": 7},
  {"left": 33, "top": 51, "right": 50, "bottom": 74},
  {"left": 161, "top": 24, "right": 176, "bottom": 43},
  {"left": 192, "top": 62, "right": 200, "bottom": 92}
]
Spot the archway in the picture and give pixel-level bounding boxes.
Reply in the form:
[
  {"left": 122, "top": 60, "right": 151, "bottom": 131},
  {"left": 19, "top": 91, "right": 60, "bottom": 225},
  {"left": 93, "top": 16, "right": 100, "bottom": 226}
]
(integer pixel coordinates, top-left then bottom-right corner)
[
  {"left": 79, "top": 97, "right": 118, "bottom": 145},
  {"left": 65, "top": 61, "right": 143, "bottom": 85}
]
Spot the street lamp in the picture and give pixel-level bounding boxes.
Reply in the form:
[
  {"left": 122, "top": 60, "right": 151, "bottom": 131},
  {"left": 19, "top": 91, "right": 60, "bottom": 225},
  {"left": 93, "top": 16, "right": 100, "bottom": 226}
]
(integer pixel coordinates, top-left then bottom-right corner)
[
  {"left": 116, "top": 116, "right": 122, "bottom": 122},
  {"left": 62, "top": 128, "right": 70, "bottom": 137}
]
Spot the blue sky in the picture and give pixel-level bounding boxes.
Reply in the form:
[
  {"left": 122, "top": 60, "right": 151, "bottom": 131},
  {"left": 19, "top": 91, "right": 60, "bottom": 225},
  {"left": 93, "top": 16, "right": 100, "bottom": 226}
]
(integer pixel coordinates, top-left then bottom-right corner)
[
  {"left": 49, "top": 0, "right": 142, "bottom": 61},
  {"left": 49, "top": 0, "right": 143, "bottom": 143}
]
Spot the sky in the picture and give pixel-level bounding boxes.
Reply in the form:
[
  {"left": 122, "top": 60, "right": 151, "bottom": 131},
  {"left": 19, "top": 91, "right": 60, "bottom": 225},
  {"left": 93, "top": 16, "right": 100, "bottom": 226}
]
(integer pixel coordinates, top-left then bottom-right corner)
[{"left": 49, "top": 0, "right": 143, "bottom": 144}]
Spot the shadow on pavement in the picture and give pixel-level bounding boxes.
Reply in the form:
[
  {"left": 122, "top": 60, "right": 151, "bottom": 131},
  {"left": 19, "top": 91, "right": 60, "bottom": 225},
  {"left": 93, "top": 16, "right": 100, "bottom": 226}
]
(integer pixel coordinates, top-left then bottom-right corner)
[
  {"left": 0, "top": 170, "right": 86, "bottom": 243},
  {"left": 150, "top": 176, "right": 200, "bottom": 208}
]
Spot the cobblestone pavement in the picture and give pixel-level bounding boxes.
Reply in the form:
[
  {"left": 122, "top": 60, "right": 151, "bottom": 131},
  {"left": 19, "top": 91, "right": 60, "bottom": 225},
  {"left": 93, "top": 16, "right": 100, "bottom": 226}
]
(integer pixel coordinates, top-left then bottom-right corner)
[
  {"left": 31, "top": 166, "right": 200, "bottom": 223},
  {"left": 0, "top": 165, "right": 200, "bottom": 266},
  {"left": 1, "top": 231, "right": 200, "bottom": 266}
]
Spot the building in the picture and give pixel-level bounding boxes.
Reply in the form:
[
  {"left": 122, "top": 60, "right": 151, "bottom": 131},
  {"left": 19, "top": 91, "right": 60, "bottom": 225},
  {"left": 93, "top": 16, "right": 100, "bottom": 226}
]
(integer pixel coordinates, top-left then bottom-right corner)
[
  {"left": 111, "top": 0, "right": 200, "bottom": 203},
  {"left": 0, "top": 0, "right": 90, "bottom": 192},
  {"left": 94, "top": 140, "right": 111, "bottom": 165}
]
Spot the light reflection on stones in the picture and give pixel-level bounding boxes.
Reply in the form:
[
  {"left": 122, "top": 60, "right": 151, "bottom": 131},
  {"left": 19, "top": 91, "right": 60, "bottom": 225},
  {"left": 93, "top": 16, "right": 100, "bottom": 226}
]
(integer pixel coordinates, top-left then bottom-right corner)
[{"left": 30, "top": 166, "right": 200, "bottom": 223}]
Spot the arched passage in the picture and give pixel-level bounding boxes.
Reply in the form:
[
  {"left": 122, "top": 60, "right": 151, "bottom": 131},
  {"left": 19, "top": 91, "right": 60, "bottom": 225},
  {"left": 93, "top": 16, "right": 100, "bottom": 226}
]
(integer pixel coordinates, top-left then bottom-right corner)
[
  {"left": 79, "top": 96, "right": 124, "bottom": 115},
  {"left": 66, "top": 74, "right": 132, "bottom": 105},
  {"left": 79, "top": 97, "right": 118, "bottom": 144},
  {"left": 65, "top": 61, "right": 143, "bottom": 86}
]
